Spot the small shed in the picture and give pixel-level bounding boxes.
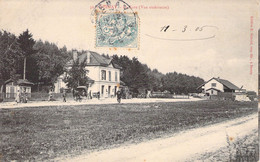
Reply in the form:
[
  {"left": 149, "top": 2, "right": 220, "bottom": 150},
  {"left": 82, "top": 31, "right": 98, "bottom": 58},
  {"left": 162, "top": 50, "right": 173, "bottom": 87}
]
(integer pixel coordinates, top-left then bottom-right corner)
[{"left": 5, "top": 79, "right": 34, "bottom": 99}]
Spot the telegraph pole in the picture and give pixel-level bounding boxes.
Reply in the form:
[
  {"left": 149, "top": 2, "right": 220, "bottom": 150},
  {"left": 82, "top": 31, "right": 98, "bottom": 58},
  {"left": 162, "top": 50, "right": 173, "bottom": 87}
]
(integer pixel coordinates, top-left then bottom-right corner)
[{"left": 23, "top": 57, "right": 26, "bottom": 80}]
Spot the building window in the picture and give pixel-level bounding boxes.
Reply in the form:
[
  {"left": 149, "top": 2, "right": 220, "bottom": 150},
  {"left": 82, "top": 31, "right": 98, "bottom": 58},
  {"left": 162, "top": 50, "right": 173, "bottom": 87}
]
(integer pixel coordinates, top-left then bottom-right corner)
[
  {"left": 101, "top": 70, "right": 106, "bottom": 80},
  {"left": 211, "top": 83, "right": 216, "bottom": 87},
  {"left": 109, "top": 71, "right": 111, "bottom": 81},
  {"left": 115, "top": 72, "right": 118, "bottom": 81}
]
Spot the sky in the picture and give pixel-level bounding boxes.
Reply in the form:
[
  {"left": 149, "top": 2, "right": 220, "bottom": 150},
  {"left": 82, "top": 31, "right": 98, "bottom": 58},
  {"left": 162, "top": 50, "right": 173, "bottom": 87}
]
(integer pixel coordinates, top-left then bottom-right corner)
[{"left": 0, "top": 0, "right": 258, "bottom": 91}]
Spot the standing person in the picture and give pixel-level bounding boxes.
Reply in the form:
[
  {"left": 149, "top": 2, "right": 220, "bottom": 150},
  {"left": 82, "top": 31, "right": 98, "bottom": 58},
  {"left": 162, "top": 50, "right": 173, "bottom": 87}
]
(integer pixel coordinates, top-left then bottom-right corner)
[
  {"left": 72, "top": 89, "right": 75, "bottom": 99},
  {"left": 48, "top": 90, "right": 53, "bottom": 101},
  {"left": 16, "top": 89, "right": 20, "bottom": 103},
  {"left": 97, "top": 91, "right": 100, "bottom": 100},
  {"left": 24, "top": 93, "right": 28, "bottom": 103},
  {"left": 116, "top": 90, "right": 122, "bottom": 103},
  {"left": 89, "top": 90, "right": 92, "bottom": 99},
  {"left": 22, "top": 88, "right": 27, "bottom": 103},
  {"left": 74, "top": 90, "right": 78, "bottom": 101},
  {"left": 63, "top": 90, "right": 66, "bottom": 102}
]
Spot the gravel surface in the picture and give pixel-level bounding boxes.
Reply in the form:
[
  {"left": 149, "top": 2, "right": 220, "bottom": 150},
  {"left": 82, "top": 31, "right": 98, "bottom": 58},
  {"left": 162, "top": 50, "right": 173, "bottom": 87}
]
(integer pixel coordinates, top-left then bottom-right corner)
[{"left": 0, "top": 97, "right": 203, "bottom": 109}]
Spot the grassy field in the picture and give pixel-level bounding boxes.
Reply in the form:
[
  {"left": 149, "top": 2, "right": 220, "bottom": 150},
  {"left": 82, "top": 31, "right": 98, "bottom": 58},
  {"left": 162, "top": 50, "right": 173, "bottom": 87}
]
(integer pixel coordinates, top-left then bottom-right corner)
[{"left": 0, "top": 100, "right": 257, "bottom": 161}]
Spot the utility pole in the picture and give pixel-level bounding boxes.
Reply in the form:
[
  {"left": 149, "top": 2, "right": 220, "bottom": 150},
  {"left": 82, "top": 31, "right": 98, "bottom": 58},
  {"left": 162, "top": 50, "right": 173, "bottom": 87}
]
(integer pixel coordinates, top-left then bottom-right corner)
[{"left": 23, "top": 57, "right": 26, "bottom": 80}]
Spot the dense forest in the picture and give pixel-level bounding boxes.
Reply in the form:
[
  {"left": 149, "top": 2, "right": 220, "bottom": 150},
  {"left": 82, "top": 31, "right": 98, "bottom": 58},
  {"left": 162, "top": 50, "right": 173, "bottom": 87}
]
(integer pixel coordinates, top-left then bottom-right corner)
[{"left": 0, "top": 29, "right": 204, "bottom": 94}]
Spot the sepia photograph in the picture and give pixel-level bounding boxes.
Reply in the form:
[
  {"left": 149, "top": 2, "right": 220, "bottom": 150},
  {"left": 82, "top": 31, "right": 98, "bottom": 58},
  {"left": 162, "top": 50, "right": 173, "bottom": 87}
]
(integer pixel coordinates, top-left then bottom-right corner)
[{"left": 0, "top": 0, "right": 259, "bottom": 161}]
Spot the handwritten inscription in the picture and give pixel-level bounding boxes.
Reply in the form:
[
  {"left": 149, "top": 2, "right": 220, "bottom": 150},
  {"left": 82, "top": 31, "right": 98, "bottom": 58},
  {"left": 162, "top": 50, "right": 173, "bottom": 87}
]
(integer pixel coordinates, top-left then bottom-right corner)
[
  {"left": 145, "top": 25, "right": 218, "bottom": 41},
  {"left": 160, "top": 25, "right": 218, "bottom": 33}
]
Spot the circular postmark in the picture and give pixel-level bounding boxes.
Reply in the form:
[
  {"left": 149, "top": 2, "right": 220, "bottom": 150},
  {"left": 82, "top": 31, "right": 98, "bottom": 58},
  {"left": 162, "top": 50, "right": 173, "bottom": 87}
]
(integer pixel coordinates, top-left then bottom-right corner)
[{"left": 90, "top": 0, "right": 138, "bottom": 24}]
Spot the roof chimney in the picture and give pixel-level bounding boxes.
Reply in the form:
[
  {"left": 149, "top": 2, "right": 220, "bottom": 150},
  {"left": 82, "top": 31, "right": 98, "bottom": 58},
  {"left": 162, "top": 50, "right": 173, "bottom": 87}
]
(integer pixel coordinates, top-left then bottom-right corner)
[{"left": 72, "top": 50, "right": 78, "bottom": 62}]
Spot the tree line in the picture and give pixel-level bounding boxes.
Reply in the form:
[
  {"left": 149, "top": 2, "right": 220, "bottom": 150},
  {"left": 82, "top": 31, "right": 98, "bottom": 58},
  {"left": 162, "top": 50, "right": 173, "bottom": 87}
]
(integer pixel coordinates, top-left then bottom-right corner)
[
  {"left": 0, "top": 29, "right": 204, "bottom": 94},
  {"left": 111, "top": 55, "right": 204, "bottom": 94}
]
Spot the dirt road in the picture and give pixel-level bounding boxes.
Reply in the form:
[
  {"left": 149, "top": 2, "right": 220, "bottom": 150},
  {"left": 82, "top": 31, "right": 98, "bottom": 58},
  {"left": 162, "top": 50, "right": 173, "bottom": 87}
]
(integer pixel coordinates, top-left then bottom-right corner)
[
  {"left": 0, "top": 97, "right": 202, "bottom": 109},
  {"left": 61, "top": 113, "right": 258, "bottom": 162}
]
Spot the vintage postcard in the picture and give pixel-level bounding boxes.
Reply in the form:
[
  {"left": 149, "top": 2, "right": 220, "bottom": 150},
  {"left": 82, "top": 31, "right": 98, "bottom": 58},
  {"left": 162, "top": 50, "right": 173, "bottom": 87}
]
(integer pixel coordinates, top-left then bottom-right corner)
[{"left": 0, "top": 0, "right": 259, "bottom": 161}]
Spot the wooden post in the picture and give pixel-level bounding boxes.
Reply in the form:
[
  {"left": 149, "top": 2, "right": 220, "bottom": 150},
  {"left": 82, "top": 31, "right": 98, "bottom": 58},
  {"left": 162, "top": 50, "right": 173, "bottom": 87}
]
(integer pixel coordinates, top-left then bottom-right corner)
[{"left": 23, "top": 57, "right": 26, "bottom": 80}]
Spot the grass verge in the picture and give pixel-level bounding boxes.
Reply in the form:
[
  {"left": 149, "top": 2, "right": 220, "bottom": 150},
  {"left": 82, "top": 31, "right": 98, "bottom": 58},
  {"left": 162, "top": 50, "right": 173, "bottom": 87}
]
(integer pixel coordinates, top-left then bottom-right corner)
[{"left": 196, "top": 129, "right": 259, "bottom": 161}]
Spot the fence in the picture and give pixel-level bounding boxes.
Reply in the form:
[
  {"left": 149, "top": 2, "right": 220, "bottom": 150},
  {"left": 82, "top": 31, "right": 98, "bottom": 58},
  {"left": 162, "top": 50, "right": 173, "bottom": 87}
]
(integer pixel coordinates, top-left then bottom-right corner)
[
  {"left": 0, "top": 93, "right": 33, "bottom": 102},
  {"left": 150, "top": 92, "right": 189, "bottom": 99},
  {"left": 210, "top": 92, "right": 235, "bottom": 101},
  {"left": 30, "top": 92, "right": 74, "bottom": 101},
  {"left": 0, "top": 92, "right": 74, "bottom": 102}
]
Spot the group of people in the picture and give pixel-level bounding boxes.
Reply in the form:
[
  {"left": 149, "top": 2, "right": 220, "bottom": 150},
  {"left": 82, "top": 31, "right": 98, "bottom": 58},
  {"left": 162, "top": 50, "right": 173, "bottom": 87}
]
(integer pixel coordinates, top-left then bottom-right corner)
[
  {"left": 49, "top": 89, "right": 122, "bottom": 103},
  {"left": 15, "top": 87, "right": 123, "bottom": 104},
  {"left": 15, "top": 90, "right": 28, "bottom": 103}
]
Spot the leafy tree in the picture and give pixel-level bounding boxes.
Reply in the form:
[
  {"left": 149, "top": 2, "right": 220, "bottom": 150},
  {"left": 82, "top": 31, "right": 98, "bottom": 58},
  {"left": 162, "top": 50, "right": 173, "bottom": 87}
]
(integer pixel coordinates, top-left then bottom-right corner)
[
  {"left": 147, "top": 69, "right": 164, "bottom": 91},
  {"left": 112, "top": 55, "right": 150, "bottom": 93},
  {"left": 64, "top": 58, "right": 89, "bottom": 89},
  {"left": 161, "top": 72, "right": 204, "bottom": 94},
  {"left": 0, "top": 30, "right": 23, "bottom": 92},
  {"left": 17, "top": 29, "right": 36, "bottom": 80},
  {"left": 33, "top": 40, "right": 70, "bottom": 85}
]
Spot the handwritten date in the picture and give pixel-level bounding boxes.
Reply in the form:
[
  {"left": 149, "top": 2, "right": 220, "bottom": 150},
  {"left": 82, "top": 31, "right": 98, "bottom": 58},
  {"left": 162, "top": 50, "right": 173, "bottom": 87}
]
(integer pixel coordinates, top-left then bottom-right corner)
[{"left": 160, "top": 25, "right": 218, "bottom": 32}]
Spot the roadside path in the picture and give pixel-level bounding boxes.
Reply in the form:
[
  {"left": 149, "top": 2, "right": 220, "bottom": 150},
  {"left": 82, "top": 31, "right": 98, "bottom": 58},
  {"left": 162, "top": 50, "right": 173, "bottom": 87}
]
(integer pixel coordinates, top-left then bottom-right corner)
[
  {"left": 60, "top": 113, "right": 258, "bottom": 162},
  {"left": 0, "top": 97, "right": 202, "bottom": 109}
]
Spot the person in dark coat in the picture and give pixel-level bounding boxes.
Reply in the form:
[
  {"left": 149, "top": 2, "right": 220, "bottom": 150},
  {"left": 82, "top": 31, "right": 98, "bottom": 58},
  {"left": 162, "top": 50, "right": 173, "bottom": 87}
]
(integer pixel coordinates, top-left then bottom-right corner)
[
  {"left": 74, "top": 90, "right": 80, "bottom": 102},
  {"left": 97, "top": 91, "right": 100, "bottom": 100},
  {"left": 63, "top": 91, "right": 66, "bottom": 102},
  {"left": 116, "top": 90, "right": 122, "bottom": 103},
  {"left": 89, "top": 90, "right": 92, "bottom": 99}
]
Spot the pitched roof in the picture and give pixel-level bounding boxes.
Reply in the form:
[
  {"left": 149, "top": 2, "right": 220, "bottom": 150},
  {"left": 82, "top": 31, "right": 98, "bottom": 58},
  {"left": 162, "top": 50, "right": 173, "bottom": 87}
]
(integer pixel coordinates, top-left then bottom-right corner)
[
  {"left": 217, "top": 78, "right": 240, "bottom": 90},
  {"left": 197, "top": 77, "right": 239, "bottom": 90},
  {"left": 5, "top": 79, "right": 34, "bottom": 85},
  {"left": 77, "top": 51, "right": 121, "bottom": 69}
]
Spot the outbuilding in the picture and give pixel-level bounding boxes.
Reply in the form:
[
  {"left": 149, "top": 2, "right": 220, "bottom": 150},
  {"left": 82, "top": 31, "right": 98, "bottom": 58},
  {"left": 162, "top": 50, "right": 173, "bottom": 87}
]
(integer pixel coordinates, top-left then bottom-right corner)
[{"left": 5, "top": 79, "right": 34, "bottom": 99}]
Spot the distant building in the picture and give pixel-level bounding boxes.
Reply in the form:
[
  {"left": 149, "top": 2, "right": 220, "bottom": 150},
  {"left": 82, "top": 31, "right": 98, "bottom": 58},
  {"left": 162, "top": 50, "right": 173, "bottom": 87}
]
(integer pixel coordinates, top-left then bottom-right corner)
[
  {"left": 5, "top": 79, "right": 34, "bottom": 98},
  {"left": 197, "top": 77, "right": 240, "bottom": 96},
  {"left": 54, "top": 50, "right": 121, "bottom": 98}
]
